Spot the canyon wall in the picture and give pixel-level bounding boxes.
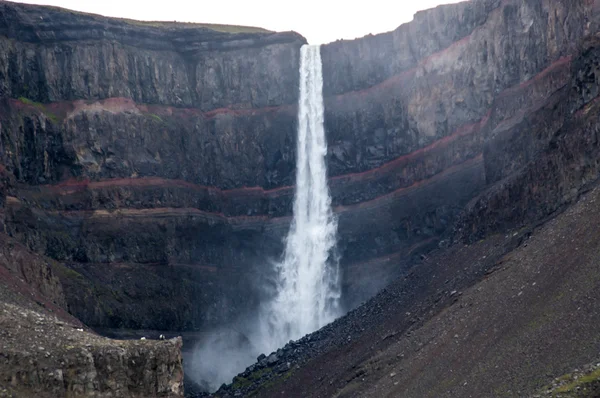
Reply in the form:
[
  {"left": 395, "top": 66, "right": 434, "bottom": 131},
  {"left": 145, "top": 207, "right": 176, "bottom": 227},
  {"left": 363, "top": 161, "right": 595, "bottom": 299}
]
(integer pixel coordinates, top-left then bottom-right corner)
[
  {"left": 0, "top": 1, "right": 304, "bottom": 331},
  {"left": 220, "top": 20, "right": 600, "bottom": 395},
  {"left": 322, "top": 0, "right": 595, "bottom": 307},
  {"left": 0, "top": 0, "right": 599, "bottom": 336}
]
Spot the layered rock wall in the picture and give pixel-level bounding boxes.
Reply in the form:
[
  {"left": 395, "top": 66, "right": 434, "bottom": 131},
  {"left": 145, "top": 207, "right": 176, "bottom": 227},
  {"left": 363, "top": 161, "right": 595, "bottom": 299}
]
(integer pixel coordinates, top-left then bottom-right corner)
[
  {"left": 456, "top": 35, "right": 600, "bottom": 241},
  {"left": 0, "top": 0, "right": 598, "bottom": 333},
  {"left": 0, "top": 2, "right": 304, "bottom": 330},
  {"left": 320, "top": 0, "right": 595, "bottom": 306}
]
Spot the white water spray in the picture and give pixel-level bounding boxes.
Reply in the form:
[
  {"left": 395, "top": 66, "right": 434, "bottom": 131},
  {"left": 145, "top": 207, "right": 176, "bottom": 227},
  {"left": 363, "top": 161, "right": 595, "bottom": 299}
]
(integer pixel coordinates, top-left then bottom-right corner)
[
  {"left": 191, "top": 45, "right": 341, "bottom": 392},
  {"left": 261, "top": 44, "right": 341, "bottom": 350}
]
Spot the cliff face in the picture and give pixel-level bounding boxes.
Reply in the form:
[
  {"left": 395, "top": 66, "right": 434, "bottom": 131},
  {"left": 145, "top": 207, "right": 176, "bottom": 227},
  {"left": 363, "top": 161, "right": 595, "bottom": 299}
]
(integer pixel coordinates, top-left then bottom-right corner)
[
  {"left": 0, "top": 1, "right": 304, "bottom": 332},
  {"left": 1, "top": 0, "right": 599, "bottom": 342},
  {"left": 216, "top": 6, "right": 600, "bottom": 393},
  {"left": 0, "top": 199, "right": 184, "bottom": 397},
  {"left": 0, "top": 2, "right": 301, "bottom": 110},
  {"left": 321, "top": 0, "right": 595, "bottom": 307},
  {"left": 0, "top": 284, "right": 184, "bottom": 398}
]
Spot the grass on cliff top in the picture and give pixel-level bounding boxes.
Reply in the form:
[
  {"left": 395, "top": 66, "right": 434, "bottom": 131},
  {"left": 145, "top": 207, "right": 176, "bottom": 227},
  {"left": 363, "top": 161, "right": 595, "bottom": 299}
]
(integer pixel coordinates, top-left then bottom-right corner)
[
  {"left": 119, "top": 19, "right": 272, "bottom": 34},
  {"left": 37, "top": 4, "right": 271, "bottom": 34}
]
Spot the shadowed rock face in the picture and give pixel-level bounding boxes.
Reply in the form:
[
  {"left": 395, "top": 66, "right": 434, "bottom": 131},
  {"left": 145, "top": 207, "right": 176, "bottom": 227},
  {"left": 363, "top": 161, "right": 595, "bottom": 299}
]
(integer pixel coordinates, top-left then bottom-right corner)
[
  {"left": 0, "top": 197, "right": 184, "bottom": 397},
  {"left": 0, "top": 0, "right": 598, "bottom": 340},
  {"left": 455, "top": 35, "right": 600, "bottom": 242}
]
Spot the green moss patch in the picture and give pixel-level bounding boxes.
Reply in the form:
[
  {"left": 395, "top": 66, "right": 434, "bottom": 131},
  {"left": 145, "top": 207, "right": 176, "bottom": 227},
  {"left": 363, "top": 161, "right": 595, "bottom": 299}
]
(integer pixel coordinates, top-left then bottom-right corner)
[
  {"left": 147, "top": 113, "right": 164, "bottom": 123},
  {"left": 553, "top": 368, "right": 600, "bottom": 395},
  {"left": 231, "top": 375, "right": 252, "bottom": 390},
  {"left": 541, "top": 365, "right": 600, "bottom": 397},
  {"left": 17, "top": 97, "right": 60, "bottom": 124},
  {"left": 52, "top": 262, "right": 85, "bottom": 281}
]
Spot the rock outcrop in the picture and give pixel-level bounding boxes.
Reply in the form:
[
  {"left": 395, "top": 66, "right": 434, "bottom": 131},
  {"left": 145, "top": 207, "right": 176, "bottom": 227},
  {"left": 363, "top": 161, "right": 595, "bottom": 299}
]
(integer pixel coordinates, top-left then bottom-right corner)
[
  {"left": 0, "top": 219, "right": 184, "bottom": 397},
  {"left": 0, "top": 290, "right": 184, "bottom": 398},
  {"left": 455, "top": 33, "right": 600, "bottom": 241}
]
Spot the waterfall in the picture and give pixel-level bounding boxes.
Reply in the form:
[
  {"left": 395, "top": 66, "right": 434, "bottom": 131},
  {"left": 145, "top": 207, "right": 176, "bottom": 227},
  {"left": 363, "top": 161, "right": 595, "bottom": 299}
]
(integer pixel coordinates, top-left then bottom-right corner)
[
  {"left": 262, "top": 44, "right": 341, "bottom": 350},
  {"left": 191, "top": 45, "right": 342, "bottom": 392}
]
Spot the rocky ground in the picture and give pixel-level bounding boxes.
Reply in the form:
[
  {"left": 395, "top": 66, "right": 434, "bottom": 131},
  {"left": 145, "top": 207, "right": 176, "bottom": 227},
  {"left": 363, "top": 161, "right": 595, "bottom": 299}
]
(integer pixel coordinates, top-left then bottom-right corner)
[{"left": 210, "top": 183, "right": 600, "bottom": 397}]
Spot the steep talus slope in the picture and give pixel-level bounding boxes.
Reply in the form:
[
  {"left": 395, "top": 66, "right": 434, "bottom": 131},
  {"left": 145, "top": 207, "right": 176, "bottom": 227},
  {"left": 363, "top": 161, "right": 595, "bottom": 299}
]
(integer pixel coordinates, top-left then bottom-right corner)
[{"left": 247, "top": 180, "right": 600, "bottom": 398}]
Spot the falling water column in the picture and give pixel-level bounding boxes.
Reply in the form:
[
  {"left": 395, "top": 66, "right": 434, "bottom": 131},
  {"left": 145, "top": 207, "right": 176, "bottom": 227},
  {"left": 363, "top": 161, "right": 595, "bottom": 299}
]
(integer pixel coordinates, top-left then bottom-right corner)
[{"left": 263, "top": 44, "right": 341, "bottom": 350}]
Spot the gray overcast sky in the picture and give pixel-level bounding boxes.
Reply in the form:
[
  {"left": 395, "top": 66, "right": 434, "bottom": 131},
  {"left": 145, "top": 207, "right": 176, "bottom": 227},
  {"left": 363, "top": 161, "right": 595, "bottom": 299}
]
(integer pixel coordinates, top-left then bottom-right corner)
[{"left": 10, "top": 0, "right": 463, "bottom": 44}]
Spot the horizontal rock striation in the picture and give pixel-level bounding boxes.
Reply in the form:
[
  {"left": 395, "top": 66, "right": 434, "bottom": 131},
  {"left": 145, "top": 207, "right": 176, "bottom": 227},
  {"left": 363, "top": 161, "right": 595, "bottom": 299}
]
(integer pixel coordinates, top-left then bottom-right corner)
[
  {"left": 322, "top": 0, "right": 590, "bottom": 175},
  {"left": 0, "top": 97, "right": 298, "bottom": 189},
  {"left": 456, "top": 35, "right": 600, "bottom": 241},
  {"left": 318, "top": 0, "right": 595, "bottom": 306},
  {"left": 0, "top": 0, "right": 598, "bottom": 338},
  {"left": 0, "top": 2, "right": 305, "bottom": 110}
]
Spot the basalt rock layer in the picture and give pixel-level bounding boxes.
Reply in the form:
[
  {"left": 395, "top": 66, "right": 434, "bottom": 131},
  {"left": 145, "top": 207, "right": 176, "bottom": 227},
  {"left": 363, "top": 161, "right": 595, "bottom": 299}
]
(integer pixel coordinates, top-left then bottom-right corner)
[{"left": 0, "top": 0, "right": 599, "bottom": 358}]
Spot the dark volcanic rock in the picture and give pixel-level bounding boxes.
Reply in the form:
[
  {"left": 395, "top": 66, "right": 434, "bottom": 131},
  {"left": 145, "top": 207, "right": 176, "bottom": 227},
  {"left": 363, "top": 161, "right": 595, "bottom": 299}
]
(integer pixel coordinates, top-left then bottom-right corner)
[
  {"left": 214, "top": 2, "right": 600, "bottom": 397},
  {"left": 0, "top": 223, "right": 183, "bottom": 397},
  {"left": 1, "top": 1, "right": 600, "bottom": 382},
  {"left": 238, "top": 181, "right": 600, "bottom": 398},
  {"left": 0, "top": 292, "right": 184, "bottom": 398},
  {"left": 455, "top": 35, "right": 600, "bottom": 242},
  {"left": 0, "top": 2, "right": 305, "bottom": 109}
]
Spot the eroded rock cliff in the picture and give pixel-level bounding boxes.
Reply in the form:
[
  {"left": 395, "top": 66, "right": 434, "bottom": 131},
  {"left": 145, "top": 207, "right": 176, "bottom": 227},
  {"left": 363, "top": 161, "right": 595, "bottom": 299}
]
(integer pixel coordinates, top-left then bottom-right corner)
[
  {"left": 0, "top": 211, "right": 184, "bottom": 397},
  {"left": 1, "top": 0, "right": 599, "bottom": 337},
  {"left": 3, "top": 0, "right": 600, "bottom": 396},
  {"left": 0, "top": 1, "right": 304, "bottom": 332},
  {"left": 323, "top": 0, "right": 595, "bottom": 308},
  {"left": 215, "top": 2, "right": 600, "bottom": 393}
]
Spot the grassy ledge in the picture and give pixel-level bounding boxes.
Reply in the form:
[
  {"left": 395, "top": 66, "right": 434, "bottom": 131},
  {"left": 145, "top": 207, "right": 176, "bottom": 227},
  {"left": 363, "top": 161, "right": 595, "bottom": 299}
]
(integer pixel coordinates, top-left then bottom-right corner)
[{"left": 17, "top": 97, "right": 60, "bottom": 124}]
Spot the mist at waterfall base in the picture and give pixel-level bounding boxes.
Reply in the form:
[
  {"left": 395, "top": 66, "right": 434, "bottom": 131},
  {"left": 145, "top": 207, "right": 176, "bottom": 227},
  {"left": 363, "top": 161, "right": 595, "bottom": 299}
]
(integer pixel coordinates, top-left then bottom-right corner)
[{"left": 188, "top": 45, "right": 342, "bottom": 392}]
